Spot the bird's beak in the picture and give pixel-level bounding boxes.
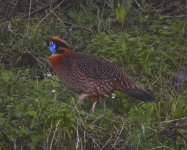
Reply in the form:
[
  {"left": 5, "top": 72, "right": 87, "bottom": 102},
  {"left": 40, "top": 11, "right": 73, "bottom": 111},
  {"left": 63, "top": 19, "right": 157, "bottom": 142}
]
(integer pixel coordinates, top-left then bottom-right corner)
[{"left": 45, "top": 39, "right": 50, "bottom": 47}]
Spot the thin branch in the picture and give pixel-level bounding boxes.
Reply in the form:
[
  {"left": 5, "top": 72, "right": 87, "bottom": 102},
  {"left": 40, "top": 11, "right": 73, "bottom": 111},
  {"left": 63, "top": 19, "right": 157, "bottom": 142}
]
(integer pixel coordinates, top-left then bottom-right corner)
[
  {"left": 22, "top": 0, "right": 59, "bottom": 19},
  {"left": 160, "top": 117, "right": 187, "bottom": 124},
  {"left": 162, "top": 15, "right": 187, "bottom": 19},
  {"left": 134, "top": 0, "right": 145, "bottom": 11},
  {"left": 26, "top": 0, "right": 32, "bottom": 35},
  {"left": 112, "top": 123, "right": 125, "bottom": 148},
  {"left": 50, "top": 11, "right": 94, "bottom": 33},
  {"left": 49, "top": 120, "right": 61, "bottom": 150},
  {"left": 32, "top": 0, "right": 65, "bottom": 33}
]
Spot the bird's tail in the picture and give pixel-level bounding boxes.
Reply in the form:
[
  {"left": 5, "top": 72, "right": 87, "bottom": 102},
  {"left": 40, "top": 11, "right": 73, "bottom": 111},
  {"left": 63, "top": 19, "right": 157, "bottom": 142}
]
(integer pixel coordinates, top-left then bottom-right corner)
[
  {"left": 124, "top": 88, "right": 154, "bottom": 101},
  {"left": 117, "top": 76, "right": 154, "bottom": 101}
]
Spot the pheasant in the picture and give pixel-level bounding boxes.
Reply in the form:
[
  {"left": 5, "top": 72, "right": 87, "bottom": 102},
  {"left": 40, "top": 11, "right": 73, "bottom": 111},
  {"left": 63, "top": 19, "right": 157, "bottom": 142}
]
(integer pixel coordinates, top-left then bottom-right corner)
[{"left": 46, "top": 36, "right": 154, "bottom": 112}]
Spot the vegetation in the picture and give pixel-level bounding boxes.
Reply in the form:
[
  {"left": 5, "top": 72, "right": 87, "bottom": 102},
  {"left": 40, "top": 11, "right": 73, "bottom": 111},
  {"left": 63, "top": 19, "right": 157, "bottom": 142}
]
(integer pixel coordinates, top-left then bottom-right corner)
[{"left": 0, "top": 0, "right": 187, "bottom": 149}]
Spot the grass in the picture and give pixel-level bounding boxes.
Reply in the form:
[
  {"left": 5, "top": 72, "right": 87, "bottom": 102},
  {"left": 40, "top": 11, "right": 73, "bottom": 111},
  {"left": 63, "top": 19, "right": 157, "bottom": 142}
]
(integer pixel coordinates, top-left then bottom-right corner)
[{"left": 0, "top": 1, "right": 187, "bottom": 149}]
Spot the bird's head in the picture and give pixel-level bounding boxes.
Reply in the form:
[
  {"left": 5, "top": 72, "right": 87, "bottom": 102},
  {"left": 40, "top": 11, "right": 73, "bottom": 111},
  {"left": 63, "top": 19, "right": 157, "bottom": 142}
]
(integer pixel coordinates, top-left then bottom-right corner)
[{"left": 46, "top": 36, "right": 70, "bottom": 54}]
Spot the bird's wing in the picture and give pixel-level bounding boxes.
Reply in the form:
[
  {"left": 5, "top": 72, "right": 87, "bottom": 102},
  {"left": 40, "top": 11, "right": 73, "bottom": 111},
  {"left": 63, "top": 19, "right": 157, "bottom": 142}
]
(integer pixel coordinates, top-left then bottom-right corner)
[{"left": 74, "top": 54, "right": 123, "bottom": 80}]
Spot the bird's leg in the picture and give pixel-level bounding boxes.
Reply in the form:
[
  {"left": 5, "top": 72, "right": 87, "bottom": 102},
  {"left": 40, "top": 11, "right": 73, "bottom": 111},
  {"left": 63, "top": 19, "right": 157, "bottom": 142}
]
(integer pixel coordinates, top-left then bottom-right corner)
[
  {"left": 77, "top": 94, "right": 89, "bottom": 105},
  {"left": 90, "top": 96, "right": 98, "bottom": 112},
  {"left": 91, "top": 101, "right": 97, "bottom": 112}
]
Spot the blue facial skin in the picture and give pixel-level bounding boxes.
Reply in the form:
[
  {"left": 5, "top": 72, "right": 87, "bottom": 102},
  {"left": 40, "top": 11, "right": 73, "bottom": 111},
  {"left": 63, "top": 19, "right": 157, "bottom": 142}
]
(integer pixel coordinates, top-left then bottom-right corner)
[{"left": 48, "top": 41, "right": 57, "bottom": 54}]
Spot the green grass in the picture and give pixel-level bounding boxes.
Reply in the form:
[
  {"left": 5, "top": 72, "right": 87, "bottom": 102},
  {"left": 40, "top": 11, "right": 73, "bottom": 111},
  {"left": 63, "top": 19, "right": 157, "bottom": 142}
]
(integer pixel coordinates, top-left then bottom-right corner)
[{"left": 0, "top": 2, "right": 187, "bottom": 149}]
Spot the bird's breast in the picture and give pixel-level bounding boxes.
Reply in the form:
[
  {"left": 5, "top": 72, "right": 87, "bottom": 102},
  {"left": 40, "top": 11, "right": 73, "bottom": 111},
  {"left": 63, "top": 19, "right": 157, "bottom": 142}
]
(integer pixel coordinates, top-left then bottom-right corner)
[
  {"left": 50, "top": 54, "right": 82, "bottom": 90},
  {"left": 50, "top": 54, "right": 65, "bottom": 67}
]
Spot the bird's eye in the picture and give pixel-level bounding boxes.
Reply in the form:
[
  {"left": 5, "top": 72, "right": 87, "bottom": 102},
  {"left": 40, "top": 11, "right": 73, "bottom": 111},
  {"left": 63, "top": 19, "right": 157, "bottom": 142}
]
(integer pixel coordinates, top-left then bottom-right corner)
[{"left": 50, "top": 41, "right": 54, "bottom": 45}]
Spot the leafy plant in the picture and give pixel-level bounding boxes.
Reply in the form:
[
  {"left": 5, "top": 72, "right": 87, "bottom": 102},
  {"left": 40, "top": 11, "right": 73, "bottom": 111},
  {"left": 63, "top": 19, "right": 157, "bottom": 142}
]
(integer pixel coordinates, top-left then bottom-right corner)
[
  {"left": 115, "top": 5, "right": 127, "bottom": 26},
  {"left": 0, "top": 0, "right": 187, "bottom": 149}
]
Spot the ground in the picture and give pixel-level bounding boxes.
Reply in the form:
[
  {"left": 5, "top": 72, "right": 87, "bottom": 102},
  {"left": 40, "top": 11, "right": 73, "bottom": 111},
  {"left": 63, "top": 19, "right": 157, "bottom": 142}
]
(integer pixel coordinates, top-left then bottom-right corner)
[{"left": 0, "top": 1, "right": 187, "bottom": 149}]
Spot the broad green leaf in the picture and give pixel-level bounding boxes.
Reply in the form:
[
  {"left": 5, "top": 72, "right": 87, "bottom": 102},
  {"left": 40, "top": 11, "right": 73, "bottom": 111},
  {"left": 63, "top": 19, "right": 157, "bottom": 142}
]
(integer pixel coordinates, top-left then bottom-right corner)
[{"left": 115, "top": 5, "right": 127, "bottom": 25}]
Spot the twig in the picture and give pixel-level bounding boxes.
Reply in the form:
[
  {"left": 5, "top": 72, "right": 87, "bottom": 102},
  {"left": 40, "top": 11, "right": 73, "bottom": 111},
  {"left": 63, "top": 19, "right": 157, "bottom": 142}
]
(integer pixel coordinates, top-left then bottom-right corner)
[
  {"left": 86, "top": 133, "right": 101, "bottom": 148},
  {"left": 91, "top": 114, "right": 105, "bottom": 124},
  {"left": 7, "top": 23, "right": 24, "bottom": 36},
  {"left": 22, "top": 0, "right": 59, "bottom": 19},
  {"left": 134, "top": 0, "right": 145, "bottom": 11},
  {"left": 160, "top": 117, "right": 187, "bottom": 124},
  {"left": 49, "top": 119, "right": 61, "bottom": 150},
  {"left": 33, "top": 0, "right": 65, "bottom": 33},
  {"left": 152, "top": 74, "right": 161, "bottom": 86},
  {"left": 75, "top": 119, "right": 80, "bottom": 149},
  {"left": 112, "top": 123, "right": 125, "bottom": 148},
  {"left": 100, "top": 135, "right": 112, "bottom": 150},
  {"left": 25, "top": 49, "right": 48, "bottom": 75},
  {"left": 162, "top": 15, "right": 187, "bottom": 19},
  {"left": 26, "top": 0, "right": 32, "bottom": 35},
  {"left": 64, "top": 20, "right": 94, "bottom": 33},
  {"left": 50, "top": 10, "right": 93, "bottom": 33},
  {"left": 150, "top": 146, "right": 175, "bottom": 150}
]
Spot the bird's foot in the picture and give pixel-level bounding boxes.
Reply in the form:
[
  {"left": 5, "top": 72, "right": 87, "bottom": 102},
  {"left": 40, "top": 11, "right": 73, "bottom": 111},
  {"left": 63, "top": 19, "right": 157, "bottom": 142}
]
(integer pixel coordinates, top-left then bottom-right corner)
[
  {"left": 77, "top": 94, "right": 89, "bottom": 105},
  {"left": 91, "top": 101, "right": 97, "bottom": 112}
]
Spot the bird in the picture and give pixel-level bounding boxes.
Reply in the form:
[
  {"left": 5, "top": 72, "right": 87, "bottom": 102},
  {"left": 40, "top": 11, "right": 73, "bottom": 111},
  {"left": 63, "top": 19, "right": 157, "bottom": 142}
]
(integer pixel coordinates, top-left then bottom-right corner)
[{"left": 46, "top": 36, "right": 154, "bottom": 112}]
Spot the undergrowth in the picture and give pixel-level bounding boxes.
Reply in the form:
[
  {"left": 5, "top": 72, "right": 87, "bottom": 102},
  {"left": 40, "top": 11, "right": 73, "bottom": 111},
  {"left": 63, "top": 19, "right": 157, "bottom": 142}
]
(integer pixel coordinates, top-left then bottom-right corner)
[{"left": 0, "top": 0, "right": 187, "bottom": 149}]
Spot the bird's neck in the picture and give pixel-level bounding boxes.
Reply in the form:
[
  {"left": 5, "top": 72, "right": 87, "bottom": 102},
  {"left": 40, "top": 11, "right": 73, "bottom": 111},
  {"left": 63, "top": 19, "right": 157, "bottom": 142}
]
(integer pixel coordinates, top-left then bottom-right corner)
[{"left": 50, "top": 50, "right": 71, "bottom": 67}]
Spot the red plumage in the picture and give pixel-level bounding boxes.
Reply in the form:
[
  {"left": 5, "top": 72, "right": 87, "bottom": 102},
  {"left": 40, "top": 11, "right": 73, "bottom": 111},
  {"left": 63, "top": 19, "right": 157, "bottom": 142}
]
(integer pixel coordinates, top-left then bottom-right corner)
[{"left": 47, "top": 36, "right": 154, "bottom": 111}]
